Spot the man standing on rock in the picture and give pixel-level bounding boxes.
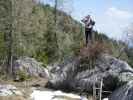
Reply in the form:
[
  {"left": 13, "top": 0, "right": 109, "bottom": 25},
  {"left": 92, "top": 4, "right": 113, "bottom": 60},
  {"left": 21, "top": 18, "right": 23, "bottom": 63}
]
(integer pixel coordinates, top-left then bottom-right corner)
[{"left": 81, "top": 15, "right": 95, "bottom": 46}]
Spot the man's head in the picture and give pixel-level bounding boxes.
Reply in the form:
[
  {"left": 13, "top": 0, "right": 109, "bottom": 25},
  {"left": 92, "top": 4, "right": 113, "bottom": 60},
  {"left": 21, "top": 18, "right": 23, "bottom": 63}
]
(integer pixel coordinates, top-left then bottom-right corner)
[{"left": 86, "top": 15, "right": 90, "bottom": 19}]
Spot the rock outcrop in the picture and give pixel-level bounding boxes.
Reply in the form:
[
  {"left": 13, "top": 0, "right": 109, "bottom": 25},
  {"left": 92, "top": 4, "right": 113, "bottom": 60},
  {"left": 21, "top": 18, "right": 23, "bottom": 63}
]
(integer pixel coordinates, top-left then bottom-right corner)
[
  {"left": 46, "top": 54, "right": 133, "bottom": 93},
  {"left": 109, "top": 81, "right": 133, "bottom": 100},
  {"left": 13, "top": 57, "right": 49, "bottom": 80}
]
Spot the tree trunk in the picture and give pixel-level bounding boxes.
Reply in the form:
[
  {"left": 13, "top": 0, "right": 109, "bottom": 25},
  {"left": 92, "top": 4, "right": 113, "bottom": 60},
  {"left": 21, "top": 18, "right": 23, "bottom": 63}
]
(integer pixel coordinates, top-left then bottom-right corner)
[
  {"left": 7, "top": 24, "right": 13, "bottom": 76},
  {"left": 54, "top": 0, "right": 58, "bottom": 48},
  {"left": 5, "top": 0, "right": 14, "bottom": 77},
  {"left": 54, "top": 0, "right": 60, "bottom": 59}
]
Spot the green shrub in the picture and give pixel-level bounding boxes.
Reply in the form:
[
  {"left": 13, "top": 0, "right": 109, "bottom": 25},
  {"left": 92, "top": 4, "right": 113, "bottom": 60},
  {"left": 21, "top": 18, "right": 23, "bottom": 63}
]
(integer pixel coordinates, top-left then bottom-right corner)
[
  {"left": 16, "top": 70, "right": 30, "bottom": 81},
  {"left": 35, "top": 53, "right": 48, "bottom": 67}
]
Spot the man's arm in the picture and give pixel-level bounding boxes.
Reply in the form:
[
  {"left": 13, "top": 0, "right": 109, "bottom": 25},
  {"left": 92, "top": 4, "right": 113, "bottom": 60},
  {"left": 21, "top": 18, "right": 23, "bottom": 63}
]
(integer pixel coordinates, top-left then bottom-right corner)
[{"left": 81, "top": 17, "right": 88, "bottom": 23}]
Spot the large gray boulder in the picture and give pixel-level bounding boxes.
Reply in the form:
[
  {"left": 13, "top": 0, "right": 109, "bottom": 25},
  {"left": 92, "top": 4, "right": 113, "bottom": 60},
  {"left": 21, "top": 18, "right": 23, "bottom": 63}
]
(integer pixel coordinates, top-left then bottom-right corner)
[
  {"left": 46, "top": 54, "right": 133, "bottom": 93},
  {"left": 13, "top": 57, "right": 49, "bottom": 80},
  {"left": 109, "top": 81, "right": 133, "bottom": 100}
]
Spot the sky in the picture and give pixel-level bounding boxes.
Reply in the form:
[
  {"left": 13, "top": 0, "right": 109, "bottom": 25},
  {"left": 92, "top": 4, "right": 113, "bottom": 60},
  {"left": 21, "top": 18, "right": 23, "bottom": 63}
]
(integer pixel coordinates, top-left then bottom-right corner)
[{"left": 41, "top": 0, "right": 133, "bottom": 40}]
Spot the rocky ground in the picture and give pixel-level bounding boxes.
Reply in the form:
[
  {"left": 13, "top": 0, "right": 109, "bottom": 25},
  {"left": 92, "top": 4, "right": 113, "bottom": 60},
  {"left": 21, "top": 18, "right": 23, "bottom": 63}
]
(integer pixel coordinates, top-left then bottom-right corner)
[
  {"left": 0, "top": 79, "right": 90, "bottom": 100},
  {"left": 0, "top": 77, "right": 49, "bottom": 100}
]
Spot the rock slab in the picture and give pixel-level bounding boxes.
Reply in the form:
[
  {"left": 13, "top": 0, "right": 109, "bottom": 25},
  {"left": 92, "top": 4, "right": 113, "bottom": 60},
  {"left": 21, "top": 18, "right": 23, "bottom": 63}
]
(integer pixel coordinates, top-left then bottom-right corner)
[{"left": 30, "top": 90, "right": 88, "bottom": 100}]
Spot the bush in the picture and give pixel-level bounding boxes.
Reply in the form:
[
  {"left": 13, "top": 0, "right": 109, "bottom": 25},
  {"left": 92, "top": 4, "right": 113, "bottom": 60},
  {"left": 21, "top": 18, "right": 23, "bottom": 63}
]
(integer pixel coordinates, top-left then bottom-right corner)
[
  {"left": 79, "top": 41, "right": 111, "bottom": 59},
  {"left": 16, "top": 70, "right": 30, "bottom": 81},
  {"left": 78, "top": 41, "right": 111, "bottom": 69}
]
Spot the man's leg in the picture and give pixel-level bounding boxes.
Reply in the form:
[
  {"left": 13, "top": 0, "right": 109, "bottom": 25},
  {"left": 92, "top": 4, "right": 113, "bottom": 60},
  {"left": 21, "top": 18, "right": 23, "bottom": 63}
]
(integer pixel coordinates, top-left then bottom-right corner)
[
  {"left": 85, "top": 29, "right": 89, "bottom": 46},
  {"left": 88, "top": 28, "right": 93, "bottom": 43}
]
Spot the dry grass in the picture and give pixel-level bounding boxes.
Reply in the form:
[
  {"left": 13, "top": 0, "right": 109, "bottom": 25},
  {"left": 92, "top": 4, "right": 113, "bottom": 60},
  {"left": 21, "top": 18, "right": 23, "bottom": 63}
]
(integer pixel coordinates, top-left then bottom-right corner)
[
  {"left": 0, "top": 95, "right": 27, "bottom": 100},
  {"left": 79, "top": 41, "right": 110, "bottom": 59},
  {"left": 0, "top": 77, "right": 48, "bottom": 88},
  {"left": 78, "top": 41, "right": 111, "bottom": 69}
]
